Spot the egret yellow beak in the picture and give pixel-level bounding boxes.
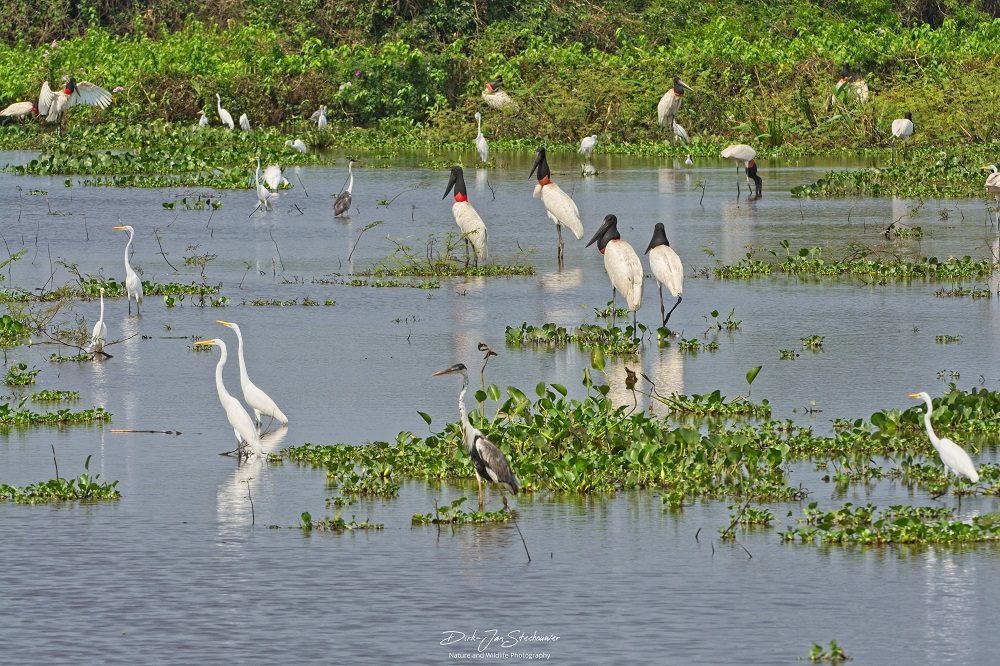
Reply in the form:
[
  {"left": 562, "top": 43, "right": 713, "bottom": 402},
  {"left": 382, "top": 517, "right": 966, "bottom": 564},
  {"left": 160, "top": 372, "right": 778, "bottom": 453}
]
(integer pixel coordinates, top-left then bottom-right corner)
[
  {"left": 112, "top": 225, "right": 128, "bottom": 230},
  {"left": 907, "top": 392, "right": 921, "bottom": 398},
  {"left": 193, "top": 339, "right": 217, "bottom": 348},
  {"left": 216, "top": 320, "right": 233, "bottom": 327}
]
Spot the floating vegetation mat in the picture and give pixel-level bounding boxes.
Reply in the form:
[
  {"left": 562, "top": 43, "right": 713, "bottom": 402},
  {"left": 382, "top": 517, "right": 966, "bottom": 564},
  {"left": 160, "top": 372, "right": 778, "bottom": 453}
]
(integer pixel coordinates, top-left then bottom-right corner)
[
  {"left": 505, "top": 322, "right": 641, "bottom": 356},
  {"left": 0, "top": 457, "right": 119, "bottom": 503}
]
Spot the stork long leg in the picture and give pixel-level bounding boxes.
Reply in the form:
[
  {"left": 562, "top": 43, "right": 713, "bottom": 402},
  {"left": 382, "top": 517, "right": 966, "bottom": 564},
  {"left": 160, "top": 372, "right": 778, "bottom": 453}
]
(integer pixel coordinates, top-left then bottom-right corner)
[
  {"left": 556, "top": 224, "right": 564, "bottom": 271},
  {"left": 665, "top": 295, "right": 682, "bottom": 325},
  {"left": 736, "top": 165, "right": 741, "bottom": 198},
  {"left": 611, "top": 288, "right": 617, "bottom": 328},
  {"left": 464, "top": 239, "right": 471, "bottom": 268},
  {"left": 658, "top": 283, "right": 666, "bottom": 326}
]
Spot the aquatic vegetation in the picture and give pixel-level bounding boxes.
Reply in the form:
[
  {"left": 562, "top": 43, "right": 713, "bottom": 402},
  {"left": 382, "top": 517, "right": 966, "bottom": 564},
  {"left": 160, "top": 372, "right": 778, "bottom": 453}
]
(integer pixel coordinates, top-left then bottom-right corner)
[
  {"left": 162, "top": 195, "right": 223, "bottom": 211},
  {"left": 72, "top": 277, "right": 220, "bottom": 300},
  {"left": 4, "top": 363, "right": 39, "bottom": 387},
  {"left": 935, "top": 287, "right": 991, "bottom": 299},
  {"left": 331, "top": 464, "right": 400, "bottom": 498},
  {"left": 934, "top": 334, "right": 961, "bottom": 344},
  {"left": 337, "top": 278, "right": 441, "bottom": 289},
  {"left": 505, "top": 322, "right": 641, "bottom": 356},
  {"left": 801, "top": 335, "right": 824, "bottom": 351},
  {"left": 808, "top": 641, "right": 851, "bottom": 664},
  {"left": 31, "top": 389, "right": 80, "bottom": 402},
  {"left": 299, "top": 511, "right": 383, "bottom": 533},
  {"left": 653, "top": 390, "right": 771, "bottom": 420},
  {"left": 0, "top": 457, "right": 119, "bottom": 503},
  {"left": 0, "top": 403, "right": 111, "bottom": 426},
  {"left": 705, "top": 308, "right": 742, "bottom": 332},
  {"left": 0, "top": 314, "right": 30, "bottom": 346},
  {"left": 781, "top": 502, "right": 1000, "bottom": 544},
  {"left": 247, "top": 298, "right": 337, "bottom": 306},
  {"left": 674, "top": 337, "right": 719, "bottom": 354},
  {"left": 594, "top": 302, "right": 629, "bottom": 320},
  {"left": 411, "top": 497, "right": 513, "bottom": 526},
  {"left": 49, "top": 353, "right": 92, "bottom": 363},
  {"left": 779, "top": 349, "right": 800, "bottom": 360}
]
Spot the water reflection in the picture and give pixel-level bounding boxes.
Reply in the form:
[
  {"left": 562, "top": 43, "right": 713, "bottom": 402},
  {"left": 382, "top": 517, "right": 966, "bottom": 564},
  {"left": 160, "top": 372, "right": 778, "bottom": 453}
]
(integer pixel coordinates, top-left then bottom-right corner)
[
  {"left": 216, "top": 426, "right": 289, "bottom": 529},
  {"left": 921, "top": 550, "right": 976, "bottom": 664}
]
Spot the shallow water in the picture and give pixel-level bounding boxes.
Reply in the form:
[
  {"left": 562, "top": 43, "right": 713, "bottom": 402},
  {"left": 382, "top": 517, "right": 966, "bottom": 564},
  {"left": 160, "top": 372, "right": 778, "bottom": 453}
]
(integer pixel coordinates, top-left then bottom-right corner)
[{"left": 1, "top": 150, "right": 999, "bottom": 663}]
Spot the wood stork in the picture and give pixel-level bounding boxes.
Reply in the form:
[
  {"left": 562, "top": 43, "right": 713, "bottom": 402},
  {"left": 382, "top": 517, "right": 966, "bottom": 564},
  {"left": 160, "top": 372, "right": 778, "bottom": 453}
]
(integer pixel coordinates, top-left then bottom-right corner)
[
  {"left": 38, "top": 78, "right": 112, "bottom": 129},
  {"left": 112, "top": 225, "right": 143, "bottom": 315},
  {"left": 217, "top": 320, "right": 289, "bottom": 434},
  {"left": 0, "top": 101, "right": 37, "bottom": 123},
  {"left": 482, "top": 76, "right": 513, "bottom": 110},
  {"left": 645, "top": 223, "right": 683, "bottom": 326},
  {"left": 239, "top": 113, "right": 250, "bottom": 131},
  {"left": 891, "top": 112, "right": 914, "bottom": 155},
  {"left": 285, "top": 138, "right": 307, "bottom": 153},
  {"left": 89, "top": 287, "right": 107, "bottom": 356},
  {"left": 578, "top": 135, "right": 598, "bottom": 160},
  {"left": 433, "top": 363, "right": 519, "bottom": 510},
  {"left": 657, "top": 77, "right": 693, "bottom": 129},
  {"left": 197, "top": 110, "right": 208, "bottom": 127},
  {"left": 193, "top": 339, "right": 262, "bottom": 458},
  {"left": 909, "top": 392, "right": 980, "bottom": 486},
  {"left": 215, "top": 94, "right": 234, "bottom": 129},
  {"left": 334, "top": 159, "right": 355, "bottom": 218},
  {"left": 587, "top": 214, "right": 643, "bottom": 331},
  {"left": 443, "top": 166, "right": 488, "bottom": 266},
  {"left": 721, "top": 144, "right": 761, "bottom": 198},
  {"left": 474, "top": 112, "right": 488, "bottom": 164},
  {"left": 530, "top": 146, "right": 584, "bottom": 270}
]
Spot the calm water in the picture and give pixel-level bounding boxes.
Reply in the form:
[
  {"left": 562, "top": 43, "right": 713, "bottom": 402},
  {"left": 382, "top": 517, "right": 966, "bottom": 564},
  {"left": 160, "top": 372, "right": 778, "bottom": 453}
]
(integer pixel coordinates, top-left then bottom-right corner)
[{"left": 1, "top": 150, "right": 998, "bottom": 663}]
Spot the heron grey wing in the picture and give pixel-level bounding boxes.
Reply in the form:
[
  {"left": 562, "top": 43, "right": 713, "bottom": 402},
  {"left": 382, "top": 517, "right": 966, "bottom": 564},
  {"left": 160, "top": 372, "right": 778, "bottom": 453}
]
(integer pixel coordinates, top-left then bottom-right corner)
[
  {"left": 334, "top": 192, "right": 351, "bottom": 216},
  {"left": 71, "top": 82, "right": 113, "bottom": 109},
  {"left": 474, "top": 434, "right": 519, "bottom": 493},
  {"left": 309, "top": 109, "right": 322, "bottom": 121}
]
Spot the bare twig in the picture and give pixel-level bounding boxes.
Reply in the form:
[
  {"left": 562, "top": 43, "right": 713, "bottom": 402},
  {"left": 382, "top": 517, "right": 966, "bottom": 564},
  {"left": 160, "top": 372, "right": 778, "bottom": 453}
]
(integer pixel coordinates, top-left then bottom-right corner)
[
  {"left": 153, "top": 228, "right": 179, "bottom": 272},
  {"left": 511, "top": 512, "right": 531, "bottom": 563},
  {"left": 244, "top": 479, "right": 255, "bottom": 525},
  {"left": 348, "top": 220, "right": 384, "bottom": 263},
  {"left": 110, "top": 429, "right": 182, "bottom": 435},
  {"left": 268, "top": 228, "right": 284, "bottom": 272},
  {"left": 51, "top": 443, "right": 59, "bottom": 479}
]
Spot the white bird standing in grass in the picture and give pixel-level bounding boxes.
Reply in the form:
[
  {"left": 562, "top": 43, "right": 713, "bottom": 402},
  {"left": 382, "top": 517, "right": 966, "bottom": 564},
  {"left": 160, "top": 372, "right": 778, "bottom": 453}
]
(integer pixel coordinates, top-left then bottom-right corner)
[
  {"left": 645, "top": 223, "right": 683, "bottom": 326},
  {"left": 909, "top": 392, "right": 979, "bottom": 488},
  {"left": 0, "top": 101, "right": 37, "bottom": 122},
  {"left": 310, "top": 105, "right": 328, "bottom": 127},
  {"left": 216, "top": 94, "right": 234, "bottom": 129},
  {"left": 474, "top": 112, "right": 489, "bottom": 164},
  {"left": 89, "top": 287, "right": 107, "bottom": 355},
  {"left": 239, "top": 113, "right": 250, "bottom": 131},
  {"left": 285, "top": 138, "right": 307, "bottom": 153},
  {"left": 891, "top": 112, "right": 914, "bottom": 154},
  {"left": 982, "top": 165, "right": 1000, "bottom": 219},
  {"left": 721, "top": 144, "right": 762, "bottom": 198},
  {"left": 587, "top": 214, "right": 643, "bottom": 331},
  {"left": 334, "top": 159, "right": 355, "bottom": 218},
  {"left": 193, "top": 338, "right": 261, "bottom": 458},
  {"left": 38, "top": 78, "right": 112, "bottom": 129},
  {"left": 578, "top": 134, "right": 598, "bottom": 160},
  {"left": 443, "top": 166, "right": 488, "bottom": 265},
  {"left": 657, "top": 77, "right": 693, "bottom": 129},
  {"left": 530, "top": 146, "right": 584, "bottom": 270},
  {"left": 197, "top": 110, "right": 208, "bottom": 127},
  {"left": 112, "top": 225, "right": 143, "bottom": 316},
  {"left": 482, "top": 76, "right": 513, "bottom": 110},
  {"left": 217, "top": 321, "right": 288, "bottom": 434}
]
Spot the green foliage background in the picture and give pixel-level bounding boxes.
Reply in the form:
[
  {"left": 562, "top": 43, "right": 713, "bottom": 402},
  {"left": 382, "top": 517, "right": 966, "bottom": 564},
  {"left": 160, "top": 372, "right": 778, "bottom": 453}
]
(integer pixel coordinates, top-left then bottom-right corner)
[{"left": 2, "top": 0, "right": 1000, "bottom": 148}]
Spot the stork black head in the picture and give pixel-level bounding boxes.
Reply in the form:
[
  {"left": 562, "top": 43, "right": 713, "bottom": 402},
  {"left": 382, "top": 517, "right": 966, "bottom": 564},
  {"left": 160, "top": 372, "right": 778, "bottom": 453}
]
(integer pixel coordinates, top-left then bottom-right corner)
[
  {"left": 673, "top": 77, "right": 693, "bottom": 95},
  {"left": 840, "top": 63, "right": 851, "bottom": 78},
  {"left": 904, "top": 111, "right": 912, "bottom": 120},
  {"left": 486, "top": 76, "right": 503, "bottom": 91},
  {"left": 587, "top": 214, "right": 620, "bottom": 253},
  {"left": 443, "top": 166, "right": 467, "bottom": 200},
  {"left": 530, "top": 146, "right": 550, "bottom": 181},
  {"left": 65, "top": 77, "right": 77, "bottom": 94},
  {"left": 432, "top": 363, "right": 468, "bottom": 377},
  {"left": 646, "top": 222, "right": 669, "bottom": 254}
]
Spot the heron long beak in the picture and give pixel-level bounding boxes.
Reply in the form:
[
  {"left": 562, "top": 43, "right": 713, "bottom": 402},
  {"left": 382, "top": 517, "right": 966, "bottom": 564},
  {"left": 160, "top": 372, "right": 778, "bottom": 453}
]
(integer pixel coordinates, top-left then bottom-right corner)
[
  {"left": 586, "top": 218, "right": 611, "bottom": 248},
  {"left": 112, "top": 225, "right": 128, "bottom": 230},
  {"left": 907, "top": 392, "right": 921, "bottom": 399},
  {"left": 432, "top": 368, "right": 453, "bottom": 377},
  {"left": 193, "top": 339, "right": 217, "bottom": 348},
  {"left": 216, "top": 320, "right": 233, "bottom": 327},
  {"left": 443, "top": 169, "right": 457, "bottom": 200}
]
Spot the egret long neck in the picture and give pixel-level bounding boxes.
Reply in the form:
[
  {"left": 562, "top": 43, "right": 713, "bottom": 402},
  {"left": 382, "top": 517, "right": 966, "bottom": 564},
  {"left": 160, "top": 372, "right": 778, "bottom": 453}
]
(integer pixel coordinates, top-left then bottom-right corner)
[
  {"left": 921, "top": 397, "right": 938, "bottom": 446},
  {"left": 233, "top": 327, "right": 250, "bottom": 385},
  {"left": 98, "top": 292, "right": 104, "bottom": 320},
  {"left": 124, "top": 231, "right": 134, "bottom": 267},
  {"left": 458, "top": 373, "right": 472, "bottom": 453},
  {"left": 214, "top": 345, "right": 229, "bottom": 404}
]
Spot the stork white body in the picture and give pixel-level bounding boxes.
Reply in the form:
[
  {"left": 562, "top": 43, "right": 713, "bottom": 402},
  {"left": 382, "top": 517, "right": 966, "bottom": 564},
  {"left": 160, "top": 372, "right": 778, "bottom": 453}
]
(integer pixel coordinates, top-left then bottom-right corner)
[
  {"left": 646, "top": 223, "right": 684, "bottom": 326},
  {"left": 891, "top": 117, "right": 914, "bottom": 140},
  {"left": 534, "top": 183, "right": 583, "bottom": 240},
  {"left": 482, "top": 89, "right": 513, "bottom": 109},
  {"left": 721, "top": 144, "right": 758, "bottom": 196},
  {"left": 604, "top": 241, "right": 643, "bottom": 312},
  {"left": 216, "top": 94, "right": 234, "bottom": 129},
  {"left": 453, "top": 201, "right": 488, "bottom": 263},
  {"left": 0, "top": 101, "right": 35, "bottom": 121},
  {"left": 38, "top": 79, "right": 112, "bottom": 125}
]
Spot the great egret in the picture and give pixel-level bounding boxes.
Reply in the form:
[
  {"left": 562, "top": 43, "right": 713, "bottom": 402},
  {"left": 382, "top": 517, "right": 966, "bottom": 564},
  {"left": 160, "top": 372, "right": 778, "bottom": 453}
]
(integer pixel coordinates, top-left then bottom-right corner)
[
  {"left": 38, "top": 78, "right": 112, "bottom": 126},
  {"left": 983, "top": 165, "right": 1000, "bottom": 195},
  {"left": 334, "top": 159, "right": 355, "bottom": 218},
  {"left": 720, "top": 144, "right": 761, "bottom": 198},
  {"left": 908, "top": 392, "right": 980, "bottom": 485},
  {"left": 309, "top": 105, "right": 327, "bottom": 124},
  {"left": 254, "top": 158, "right": 277, "bottom": 211},
  {"left": 891, "top": 112, "right": 914, "bottom": 153},
  {"left": 474, "top": 112, "right": 489, "bottom": 164},
  {"left": 646, "top": 223, "right": 683, "bottom": 326},
  {"left": 215, "top": 93, "right": 234, "bottom": 129},
  {"left": 831, "top": 64, "right": 870, "bottom": 107},
  {"left": 482, "top": 76, "right": 513, "bottom": 110},
  {"left": 317, "top": 112, "right": 328, "bottom": 130},
  {"left": 578, "top": 134, "right": 598, "bottom": 160},
  {"left": 432, "top": 363, "right": 519, "bottom": 510},
  {"left": 0, "top": 101, "right": 37, "bottom": 122},
  {"left": 239, "top": 113, "right": 250, "bottom": 131},
  {"left": 530, "top": 146, "right": 584, "bottom": 270},
  {"left": 193, "top": 339, "right": 261, "bottom": 457},
  {"left": 587, "top": 214, "right": 643, "bottom": 330},
  {"left": 197, "top": 110, "right": 208, "bottom": 127},
  {"left": 112, "top": 225, "right": 143, "bottom": 315},
  {"left": 217, "top": 321, "right": 288, "bottom": 433},
  {"left": 443, "top": 166, "right": 488, "bottom": 265},
  {"left": 657, "top": 77, "right": 693, "bottom": 129},
  {"left": 89, "top": 287, "right": 107, "bottom": 355},
  {"left": 284, "top": 138, "right": 307, "bottom": 153}
]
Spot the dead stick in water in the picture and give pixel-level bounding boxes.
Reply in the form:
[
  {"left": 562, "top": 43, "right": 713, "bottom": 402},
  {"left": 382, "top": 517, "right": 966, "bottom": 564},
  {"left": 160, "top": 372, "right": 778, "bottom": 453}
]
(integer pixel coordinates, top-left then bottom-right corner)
[
  {"left": 510, "top": 512, "right": 531, "bottom": 563},
  {"left": 51, "top": 443, "right": 59, "bottom": 479},
  {"left": 111, "top": 429, "right": 182, "bottom": 435}
]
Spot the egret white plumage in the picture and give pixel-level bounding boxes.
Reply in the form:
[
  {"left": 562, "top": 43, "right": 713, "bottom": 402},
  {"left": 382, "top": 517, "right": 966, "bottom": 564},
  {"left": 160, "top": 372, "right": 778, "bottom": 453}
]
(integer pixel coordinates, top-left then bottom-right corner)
[
  {"left": 443, "top": 166, "right": 488, "bottom": 265},
  {"left": 474, "top": 111, "right": 489, "bottom": 164},
  {"left": 432, "top": 363, "right": 519, "bottom": 510},
  {"left": 482, "top": 76, "right": 513, "bottom": 110},
  {"left": 309, "top": 105, "right": 328, "bottom": 126},
  {"left": 317, "top": 112, "right": 327, "bottom": 130},
  {"left": 38, "top": 78, "right": 112, "bottom": 128},
  {"left": 831, "top": 64, "right": 870, "bottom": 107},
  {"left": 253, "top": 158, "right": 278, "bottom": 211},
  {"left": 645, "top": 223, "right": 683, "bottom": 326},
  {"left": 891, "top": 112, "right": 914, "bottom": 155},
  {"left": 578, "top": 134, "right": 598, "bottom": 159},
  {"left": 111, "top": 225, "right": 143, "bottom": 316},
  {"left": 193, "top": 339, "right": 262, "bottom": 457},
  {"left": 587, "top": 214, "right": 643, "bottom": 331},
  {"left": 197, "top": 110, "right": 208, "bottom": 127},
  {"left": 983, "top": 165, "right": 1000, "bottom": 195},
  {"left": 89, "top": 287, "right": 107, "bottom": 355},
  {"left": 530, "top": 146, "right": 584, "bottom": 269},
  {"left": 720, "top": 144, "right": 762, "bottom": 198},
  {"left": 0, "top": 101, "right": 37, "bottom": 123},
  {"left": 217, "top": 321, "right": 289, "bottom": 433},
  {"left": 684, "top": 154, "right": 693, "bottom": 166},
  {"left": 239, "top": 113, "right": 250, "bottom": 131},
  {"left": 334, "top": 159, "right": 355, "bottom": 217},
  {"left": 215, "top": 93, "right": 234, "bottom": 129},
  {"left": 284, "top": 138, "right": 307, "bottom": 153},
  {"left": 909, "top": 392, "right": 980, "bottom": 486},
  {"left": 657, "top": 77, "right": 693, "bottom": 129}
]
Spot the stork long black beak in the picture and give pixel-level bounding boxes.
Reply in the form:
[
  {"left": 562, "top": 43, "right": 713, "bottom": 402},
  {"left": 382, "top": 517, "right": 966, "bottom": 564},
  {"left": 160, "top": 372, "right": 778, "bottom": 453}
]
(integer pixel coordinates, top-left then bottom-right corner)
[
  {"left": 443, "top": 168, "right": 458, "bottom": 199},
  {"left": 678, "top": 79, "right": 693, "bottom": 92},
  {"left": 586, "top": 216, "right": 613, "bottom": 248},
  {"left": 529, "top": 150, "right": 542, "bottom": 179}
]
